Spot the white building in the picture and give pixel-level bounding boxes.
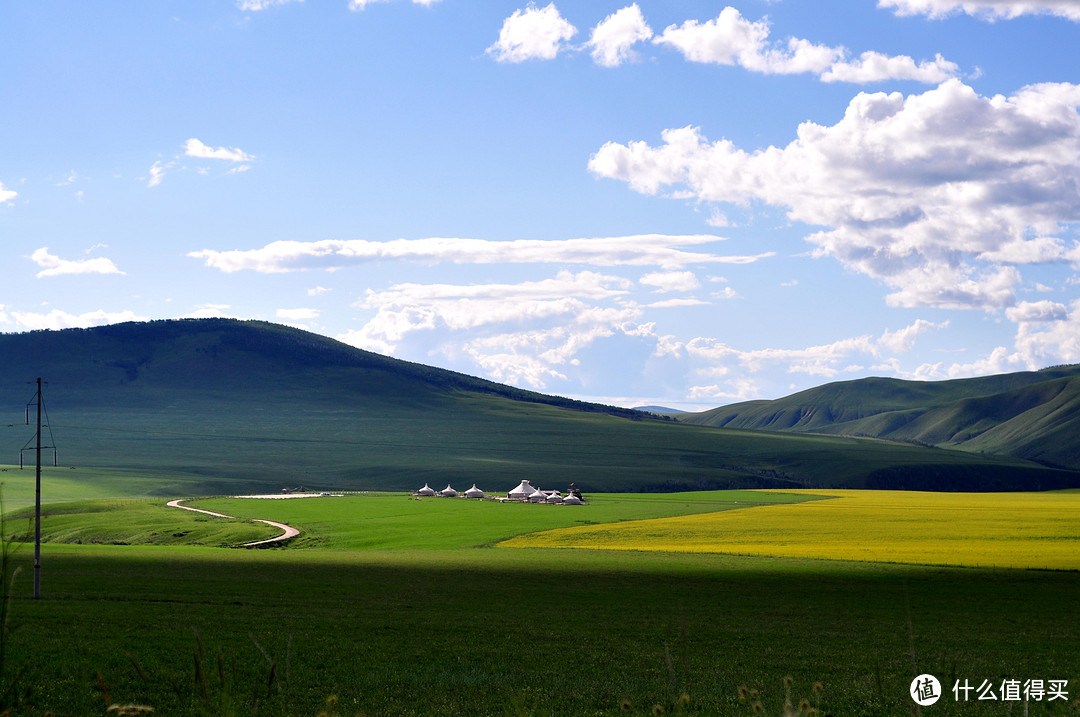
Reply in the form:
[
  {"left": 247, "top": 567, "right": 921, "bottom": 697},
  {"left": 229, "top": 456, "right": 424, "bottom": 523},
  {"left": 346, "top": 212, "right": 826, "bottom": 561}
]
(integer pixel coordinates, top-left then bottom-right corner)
[{"left": 508, "top": 480, "right": 535, "bottom": 500}]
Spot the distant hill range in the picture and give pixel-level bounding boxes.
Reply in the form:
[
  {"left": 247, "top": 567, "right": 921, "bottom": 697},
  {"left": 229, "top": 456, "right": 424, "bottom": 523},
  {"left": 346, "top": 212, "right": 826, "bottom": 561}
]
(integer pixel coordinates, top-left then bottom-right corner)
[
  {"left": 633, "top": 405, "right": 686, "bottom": 415},
  {"left": 1, "top": 319, "right": 1078, "bottom": 494},
  {"left": 681, "top": 366, "right": 1080, "bottom": 471}
]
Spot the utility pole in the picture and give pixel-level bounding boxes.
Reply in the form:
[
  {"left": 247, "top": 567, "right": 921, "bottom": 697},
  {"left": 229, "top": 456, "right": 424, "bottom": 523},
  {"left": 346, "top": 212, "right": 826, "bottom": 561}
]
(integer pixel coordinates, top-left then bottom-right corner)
[
  {"left": 34, "top": 377, "right": 42, "bottom": 600},
  {"left": 21, "top": 377, "right": 55, "bottom": 600}
]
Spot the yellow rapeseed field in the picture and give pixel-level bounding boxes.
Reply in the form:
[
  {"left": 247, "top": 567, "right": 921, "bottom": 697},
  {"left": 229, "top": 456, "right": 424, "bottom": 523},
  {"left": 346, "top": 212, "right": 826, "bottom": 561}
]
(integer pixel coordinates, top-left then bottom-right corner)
[{"left": 499, "top": 490, "right": 1080, "bottom": 570}]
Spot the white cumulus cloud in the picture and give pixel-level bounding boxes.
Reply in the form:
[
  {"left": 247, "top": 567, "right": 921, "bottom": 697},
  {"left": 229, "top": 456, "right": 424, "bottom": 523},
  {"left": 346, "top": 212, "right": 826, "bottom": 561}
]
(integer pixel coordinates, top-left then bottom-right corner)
[
  {"left": 652, "top": 7, "right": 958, "bottom": 83},
  {"left": 1005, "top": 299, "right": 1069, "bottom": 322},
  {"left": 822, "top": 51, "right": 959, "bottom": 84},
  {"left": 587, "top": 4, "right": 653, "bottom": 67},
  {"left": 0, "top": 182, "right": 17, "bottom": 203},
  {"left": 487, "top": 3, "right": 577, "bottom": 63},
  {"left": 589, "top": 80, "right": 1080, "bottom": 311},
  {"left": 184, "top": 138, "right": 253, "bottom": 163},
  {"left": 654, "top": 7, "right": 841, "bottom": 75}
]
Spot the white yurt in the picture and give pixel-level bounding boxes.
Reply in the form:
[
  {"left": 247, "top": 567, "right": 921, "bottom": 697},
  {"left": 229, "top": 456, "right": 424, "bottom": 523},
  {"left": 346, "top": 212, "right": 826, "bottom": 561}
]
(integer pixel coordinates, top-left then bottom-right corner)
[
  {"left": 508, "top": 480, "right": 534, "bottom": 500},
  {"left": 562, "top": 494, "right": 583, "bottom": 505},
  {"left": 464, "top": 484, "right": 484, "bottom": 499},
  {"left": 440, "top": 484, "right": 458, "bottom": 497},
  {"left": 528, "top": 488, "right": 545, "bottom": 503},
  {"left": 546, "top": 491, "right": 564, "bottom": 503},
  {"left": 417, "top": 483, "right": 437, "bottom": 497}
]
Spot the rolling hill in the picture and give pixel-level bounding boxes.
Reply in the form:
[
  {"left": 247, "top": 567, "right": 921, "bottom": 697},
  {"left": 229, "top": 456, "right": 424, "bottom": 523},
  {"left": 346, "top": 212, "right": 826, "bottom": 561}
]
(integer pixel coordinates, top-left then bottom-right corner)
[
  {"left": 680, "top": 366, "right": 1080, "bottom": 470},
  {"left": 1, "top": 319, "right": 1077, "bottom": 494}
]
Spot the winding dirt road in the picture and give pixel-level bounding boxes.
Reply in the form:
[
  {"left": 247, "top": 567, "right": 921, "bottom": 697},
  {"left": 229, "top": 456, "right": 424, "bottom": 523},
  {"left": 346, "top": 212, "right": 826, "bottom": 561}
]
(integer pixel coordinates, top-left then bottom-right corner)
[{"left": 166, "top": 499, "right": 300, "bottom": 547}]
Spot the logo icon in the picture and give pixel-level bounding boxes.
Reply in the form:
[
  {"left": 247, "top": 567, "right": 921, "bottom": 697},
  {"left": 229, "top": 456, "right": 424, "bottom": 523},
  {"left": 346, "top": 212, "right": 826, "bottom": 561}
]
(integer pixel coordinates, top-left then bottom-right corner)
[{"left": 911, "top": 674, "right": 942, "bottom": 706}]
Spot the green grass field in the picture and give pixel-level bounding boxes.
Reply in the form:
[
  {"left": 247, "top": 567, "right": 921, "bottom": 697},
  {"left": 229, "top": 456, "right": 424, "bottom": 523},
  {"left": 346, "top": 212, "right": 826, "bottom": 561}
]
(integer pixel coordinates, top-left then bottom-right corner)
[
  {"left": 189, "top": 491, "right": 819, "bottom": 550},
  {"left": 2, "top": 488, "right": 1079, "bottom": 715},
  {"left": 0, "top": 465, "right": 226, "bottom": 512}
]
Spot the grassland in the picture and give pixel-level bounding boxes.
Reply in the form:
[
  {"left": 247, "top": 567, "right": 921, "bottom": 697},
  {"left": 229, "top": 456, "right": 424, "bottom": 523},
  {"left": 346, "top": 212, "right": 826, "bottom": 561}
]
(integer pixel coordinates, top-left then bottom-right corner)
[
  {"left": 4, "top": 488, "right": 1080, "bottom": 715},
  {"left": 0, "top": 465, "right": 214, "bottom": 512},
  {"left": 190, "top": 491, "right": 820, "bottom": 550},
  {"left": 500, "top": 489, "right": 1080, "bottom": 570},
  {"left": 5, "top": 499, "right": 274, "bottom": 547},
  {"left": 6, "top": 545, "right": 1080, "bottom": 716}
]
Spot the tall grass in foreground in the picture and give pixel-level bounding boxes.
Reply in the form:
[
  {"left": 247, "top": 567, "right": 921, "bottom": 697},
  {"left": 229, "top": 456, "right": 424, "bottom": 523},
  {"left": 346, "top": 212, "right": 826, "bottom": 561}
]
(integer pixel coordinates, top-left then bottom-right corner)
[
  {"left": 0, "top": 487, "right": 26, "bottom": 712},
  {"left": 5, "top": 544, "right": 1076, "bottom": 715}
]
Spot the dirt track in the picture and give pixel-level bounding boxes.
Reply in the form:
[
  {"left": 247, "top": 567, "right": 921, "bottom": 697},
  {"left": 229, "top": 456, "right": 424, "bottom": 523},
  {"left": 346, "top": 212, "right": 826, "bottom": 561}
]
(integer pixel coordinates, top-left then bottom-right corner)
[{"left": 166, "top": 499, "right": 300, "bottom": 547}]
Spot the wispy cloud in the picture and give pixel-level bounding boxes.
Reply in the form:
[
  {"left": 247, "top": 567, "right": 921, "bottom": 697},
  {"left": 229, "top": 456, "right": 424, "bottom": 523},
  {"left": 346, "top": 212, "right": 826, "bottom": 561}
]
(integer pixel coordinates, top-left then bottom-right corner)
[
  {"left": 902, "top": 299, "right": 1080, "bottom": 382},
  {"left": 179, "top": 304, "right": 235, "bottom": 319},
  {"left": 349, "top": 0, "right": 440, "bottom": 9},
  {"left": 639, "top": 270, "right": 700, "bottom": 293},
  {"left": 148, "top": 160, "right": 173, "bottom": 188},
  {"left": 338, "top": 271, "right": 639, "bottom": 384},
  {"left": 2, "top": 308, "right": 146, "bottom": 331},
  {"left": 879, "top": 0, "right": 1080, "bottom": 21},
  {"left": 30, "top": 247, "right": 125, "bottom": 278},
  {"left": 148, "top": 139, "right": 253, "bottom": 188},
  {"left": 675, "top": 318, "right": 947, "bottom": 397},
  {"left": 276, "top": 307, "right": 321, "bottom": 321},
  {"left": 188, "top": 235, "right": 773, "bottom": 272},
  {"left": 237, "top": 0, "right": 303, "bottom": 10}
]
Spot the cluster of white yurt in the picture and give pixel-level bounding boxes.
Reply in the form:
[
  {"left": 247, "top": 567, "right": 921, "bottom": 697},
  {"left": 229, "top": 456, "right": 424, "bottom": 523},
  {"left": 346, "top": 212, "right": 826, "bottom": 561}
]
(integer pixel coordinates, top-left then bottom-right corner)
[
  {"left": 414, "top": 480, "right": 582, "bottom": 504},
  {"left": 415, "top": 482, "right": 486, "bottom": 499},
  {"left": 508, "top": 480, "right": 583, "bottom": 504}
]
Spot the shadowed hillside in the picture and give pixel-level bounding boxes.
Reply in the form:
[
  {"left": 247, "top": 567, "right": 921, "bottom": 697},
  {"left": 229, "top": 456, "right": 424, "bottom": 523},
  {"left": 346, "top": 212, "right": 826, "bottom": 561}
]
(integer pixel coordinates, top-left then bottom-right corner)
[
  {"left": 681, "top": 367, "right": 1080, "bottom": 470},
  {"left": 1, "top": 319, "right": 1077, "bottom": 494}
]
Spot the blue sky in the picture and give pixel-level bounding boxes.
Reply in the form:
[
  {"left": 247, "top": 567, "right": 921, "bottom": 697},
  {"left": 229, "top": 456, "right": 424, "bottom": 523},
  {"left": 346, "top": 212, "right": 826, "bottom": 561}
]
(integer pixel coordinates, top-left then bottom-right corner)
[{"left": 3, "top": 0, "right": 1080, "bottom": 410}]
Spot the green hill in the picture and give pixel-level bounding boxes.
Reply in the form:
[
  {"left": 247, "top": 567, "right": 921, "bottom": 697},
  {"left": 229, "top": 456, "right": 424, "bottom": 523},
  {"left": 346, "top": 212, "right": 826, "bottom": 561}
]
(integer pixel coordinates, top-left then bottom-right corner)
[
  {"left": 1, "top": 319, "right": 1076, "bottom": 494},
  {"left": 681, "top": 366, "right": 1080, "bottom": 470}
]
